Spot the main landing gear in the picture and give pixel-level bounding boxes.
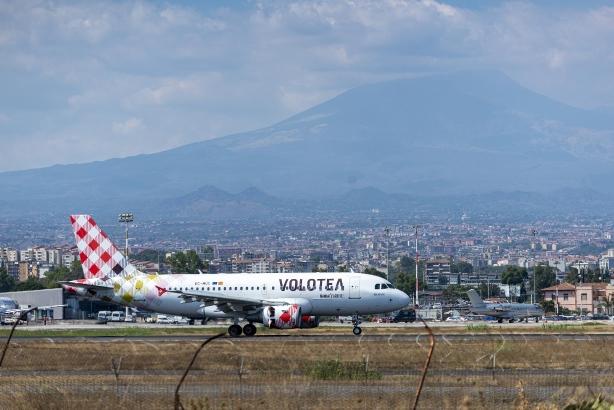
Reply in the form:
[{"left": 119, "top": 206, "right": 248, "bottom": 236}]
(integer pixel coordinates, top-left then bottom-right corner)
[
  {"left": 227, "top": 322, "right": 257, "bottom": 337},
  {"left": 352, "top": 314, "right": 362, "bottom": 336}
]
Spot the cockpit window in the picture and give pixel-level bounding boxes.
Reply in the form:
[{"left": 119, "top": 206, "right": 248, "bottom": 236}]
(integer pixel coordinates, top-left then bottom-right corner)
[
  {"left": 387, "top": 283, "right": 395, "bottom": 289},
  {"left": 375, "top": 284, "right": 380, "bottom": 290},
  {"left": 381, "top": 283, "right": 388, "bottom": 289}
]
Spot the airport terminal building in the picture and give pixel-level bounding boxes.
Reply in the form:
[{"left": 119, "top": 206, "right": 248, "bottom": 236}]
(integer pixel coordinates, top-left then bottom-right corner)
[{"left": 0, "top": 288, "right": 118, "bottom": 321}]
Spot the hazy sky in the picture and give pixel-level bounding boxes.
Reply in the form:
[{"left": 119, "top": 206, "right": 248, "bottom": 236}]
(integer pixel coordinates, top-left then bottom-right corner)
[{"left": 1, "top": 0, "right": 614, "bottom": 172}]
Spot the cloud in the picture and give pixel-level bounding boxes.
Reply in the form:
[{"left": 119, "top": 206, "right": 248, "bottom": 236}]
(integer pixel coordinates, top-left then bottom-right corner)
[
  {"left": 112, "top": 117, "right": 143, "bottom": 135},
  {"left": 1, "top": 0, "right": 614, "bottom": 171}
]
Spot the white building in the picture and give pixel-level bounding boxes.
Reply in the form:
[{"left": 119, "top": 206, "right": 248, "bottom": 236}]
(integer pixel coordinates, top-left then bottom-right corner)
[
  {"left": 47, "top": 249, "right": 62, "bottom": 266},
  {"left": 599, "top": 249, "right": 614, "bottom": 273},
  {"left": 62, "top": 253, "right": 76, "bottom": 268}
]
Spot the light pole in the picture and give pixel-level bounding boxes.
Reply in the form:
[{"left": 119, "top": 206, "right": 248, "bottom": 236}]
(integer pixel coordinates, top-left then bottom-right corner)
[
  {"left": 385, "top": 227, "right": 390, "bottom": 282},
  {"left": 413, "top": 225, "right": 420, "bottom": 307},
  {"left": 531, "top": 229, "right": 537, "bottom": 304},
  {"left": 118, "top": 213, "right": 134, "bottom": 257},
  {"left": 118, "top": 212, "right": 134, "bottom": 319}
]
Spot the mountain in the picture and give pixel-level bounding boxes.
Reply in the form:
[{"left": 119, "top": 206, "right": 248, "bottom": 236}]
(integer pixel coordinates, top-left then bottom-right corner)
[{"left": 1, "top": 69, "right": 614, "bottom": 218}]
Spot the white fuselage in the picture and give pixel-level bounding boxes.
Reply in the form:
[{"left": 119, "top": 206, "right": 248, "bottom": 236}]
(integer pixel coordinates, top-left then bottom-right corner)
[{"left": 83, "top": 272, "right": 410, "bottom": 321}]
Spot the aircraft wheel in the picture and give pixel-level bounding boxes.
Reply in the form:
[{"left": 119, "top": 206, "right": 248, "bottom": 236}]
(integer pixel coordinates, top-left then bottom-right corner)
[
  {"left": 352, "top": 326, "right": 362, "bottom": 336},
  {"left": 508, "top": 319, "right": 514, "bottom": 323},
  {"left": 497, "top": 318, "right": 503, "bottom": 324},
  {"left": 243, "top": 323, "right": 257, "bottom": 337},
  {"left": 228, "top": 324, "right": 242, "bottom": 337},
  {"left": 201, "top": 319, "right": 207, "bottom": 325},
  {"left": 188, "top": 319, "right": 195, "bottom": 326}
]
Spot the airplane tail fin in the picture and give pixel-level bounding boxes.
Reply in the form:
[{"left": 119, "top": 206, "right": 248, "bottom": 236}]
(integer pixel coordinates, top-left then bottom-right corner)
[
  {"left": 69, "top": 215, "right": 137, "bottom": 279},
  {"left": 467, "top": 289, "right": 486, "bottom": 308}
]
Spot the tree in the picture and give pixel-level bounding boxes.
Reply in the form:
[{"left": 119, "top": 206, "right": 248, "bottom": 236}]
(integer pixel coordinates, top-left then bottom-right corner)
[
  {"left": 451, "top": 262, "right": 473, "bottom": 274},
  {"left": 70, "top": 260, "right": 83, "bottom": 278},
  {"left": 534, "top": 265, "right": 556, "bottom": 299},
  {"left": 442, "top": 284, "right": 470, "bottom": 303},
  {"left": 43, "top": 265, "right": 80, "bottom": 288},
  {"left": 541, "top": 300, "right": 555, "bottom": 314},
  {"left": 397, "top": 256, "right": 415, "bottom": 273},
  {"left": 0, "top": 268, "right": 15, "bottom": 292},
  {"left": 395, "top": 270, "right": 426, "bottom": 297},
  {"left": 167, "top": 250, "right": 205, "bottom": 274},
  {"left": 364, "top": 267, "right": 387, "bottom": 279},
  {"left": 132, "top": 249, "right": 164, "bottom": 263},
  {"left": 501, "top": 266, "right": 528, "bottom": 285},
  {"left": 478, "top": 282, "right": 501, "bottom": 299},
  {"left": 565, "top": 267, "right": 579, "bottom": 284},
  {"left": 15, "top": 276, "right": 45, "bottom": 291}
]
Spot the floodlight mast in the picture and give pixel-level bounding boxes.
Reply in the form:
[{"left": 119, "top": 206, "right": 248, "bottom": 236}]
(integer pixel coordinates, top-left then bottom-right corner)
[
  {"left": 414, "top": 225, "right": 420, "bottom": 307},
  {"left": 385, "top": 227, "right": 390, "bottom": 282},
  {"left": 118, "top": 213, "right": 134, "bottom": 257}
]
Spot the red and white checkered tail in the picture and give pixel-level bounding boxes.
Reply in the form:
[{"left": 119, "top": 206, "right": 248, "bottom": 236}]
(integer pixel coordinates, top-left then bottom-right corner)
[{"left": 69, "top": 214, "right": 138, "bottom": 279}]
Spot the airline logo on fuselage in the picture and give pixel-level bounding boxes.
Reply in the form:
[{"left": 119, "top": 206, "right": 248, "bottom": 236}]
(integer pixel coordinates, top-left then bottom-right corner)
[{"left": 279, "top": 278, "right": 344, "bottom": 292}]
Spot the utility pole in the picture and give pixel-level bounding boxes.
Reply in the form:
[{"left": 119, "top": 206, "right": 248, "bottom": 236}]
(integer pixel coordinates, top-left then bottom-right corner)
[
  {"left": 414, "top": 225, "right": 420, "bottom": 307},
  {"left": 531, "top": 228, "right": 537, "bottom": 304},
  {"left": 385, "top": 227, "right": 390, "bottom": 282}
]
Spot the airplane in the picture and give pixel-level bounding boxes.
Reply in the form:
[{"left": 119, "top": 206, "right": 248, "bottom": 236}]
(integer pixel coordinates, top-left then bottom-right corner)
[
  {"left": 467, "top": 289, "right": 544, "bottom": 323},
  {"left": 60, "top": 215, "right": 410, "bottom": 336}
]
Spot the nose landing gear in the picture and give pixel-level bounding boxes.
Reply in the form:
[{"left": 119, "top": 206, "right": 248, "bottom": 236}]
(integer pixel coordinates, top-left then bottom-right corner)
[{"left": 351, "top": 314, "right": 362, "bottom": 336}]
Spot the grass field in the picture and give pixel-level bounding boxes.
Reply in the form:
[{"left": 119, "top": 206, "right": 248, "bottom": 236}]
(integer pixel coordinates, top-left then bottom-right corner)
[{"left": 1, "top": 326, "right": 614, "bottom": 409}]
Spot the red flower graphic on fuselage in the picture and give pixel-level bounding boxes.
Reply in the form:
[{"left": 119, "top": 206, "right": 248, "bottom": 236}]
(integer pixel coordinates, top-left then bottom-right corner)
[{"left": 279, "top": 311, "right": 291, "bottom": 323}]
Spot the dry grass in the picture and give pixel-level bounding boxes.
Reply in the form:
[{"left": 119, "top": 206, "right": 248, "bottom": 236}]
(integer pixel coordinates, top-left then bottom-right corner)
[{"left": 0, "top": 332, "right": 613, "bottom": 409}]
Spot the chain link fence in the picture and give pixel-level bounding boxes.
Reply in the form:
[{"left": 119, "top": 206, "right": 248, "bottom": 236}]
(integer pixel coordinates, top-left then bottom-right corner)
[{"left": 0, "top": 329, "right": 613, "bottom": 409}]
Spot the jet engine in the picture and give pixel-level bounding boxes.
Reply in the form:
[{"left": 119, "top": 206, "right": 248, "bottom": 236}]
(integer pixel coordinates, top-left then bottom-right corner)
[
  {"left": 300, "top": 315, "right": 320, "bottom": 328},
  {"left": 262, "top": 304, "right": 302, "bottom": 329}
]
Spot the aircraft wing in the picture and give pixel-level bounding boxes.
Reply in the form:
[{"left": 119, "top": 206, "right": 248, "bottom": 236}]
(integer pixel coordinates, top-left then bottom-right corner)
[{"left": 166, "top": 289, "right": 278, "bottom": 314}]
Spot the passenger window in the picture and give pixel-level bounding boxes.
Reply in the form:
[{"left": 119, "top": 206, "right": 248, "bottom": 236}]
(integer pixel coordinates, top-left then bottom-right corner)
[
  {"left": 257, "top": 287, "right": 260, "bottom": 290},
  {"left": 251, "top": 287, "right": 254, "bottom": 290},
  {"left": 234, "top": 287, "right": 237, "bottom": 290},
  {"left": 272, "top": 286, "right": 275, "bottom": 290},
  {"left": 240, "top": 287, "right": 243, "bottom": 290},
  {"left": 375, "top": 284, "right": 380, "bottom": 289},
  {"left": 224, "top": 287, "right": 227, "bottom": 291},
  {"left": 207, "top": 287, "right": 210, "bottom": 291}
]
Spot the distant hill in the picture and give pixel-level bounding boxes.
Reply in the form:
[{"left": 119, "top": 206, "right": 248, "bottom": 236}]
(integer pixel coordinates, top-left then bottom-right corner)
[{"left": 1, "top": 69, "right": 614, "bottom": 219}]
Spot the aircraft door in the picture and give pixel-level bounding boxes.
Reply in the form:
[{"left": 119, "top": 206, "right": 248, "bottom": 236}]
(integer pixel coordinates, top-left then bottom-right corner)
[{"left": 349, "top": 276, "right": 361, "bottom": 299}]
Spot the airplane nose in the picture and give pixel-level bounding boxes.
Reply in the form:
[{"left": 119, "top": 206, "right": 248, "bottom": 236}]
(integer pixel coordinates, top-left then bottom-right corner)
[{"left": 397, "top": 290, "right": 410, "bottom": 308}]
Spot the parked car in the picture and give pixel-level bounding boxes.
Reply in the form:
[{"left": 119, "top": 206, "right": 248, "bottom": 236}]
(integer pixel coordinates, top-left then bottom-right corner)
[
  {"left": 96, "top": 311, "right": 111, "bottom": 324},
  {"left": 124, "top": 314, "right": 136, "bottom": 323},
  {"left": 156, "top": 315, "right": 173, "bottom": 324},
  {"left": 591, "top": 313, "right": 609, "bottom": 320},
  {"left": 110, "top": 311, "right": 125, "bottom": 322},
  {"left": 393, "top": 309, "right": 416, "bottom": 323}
]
